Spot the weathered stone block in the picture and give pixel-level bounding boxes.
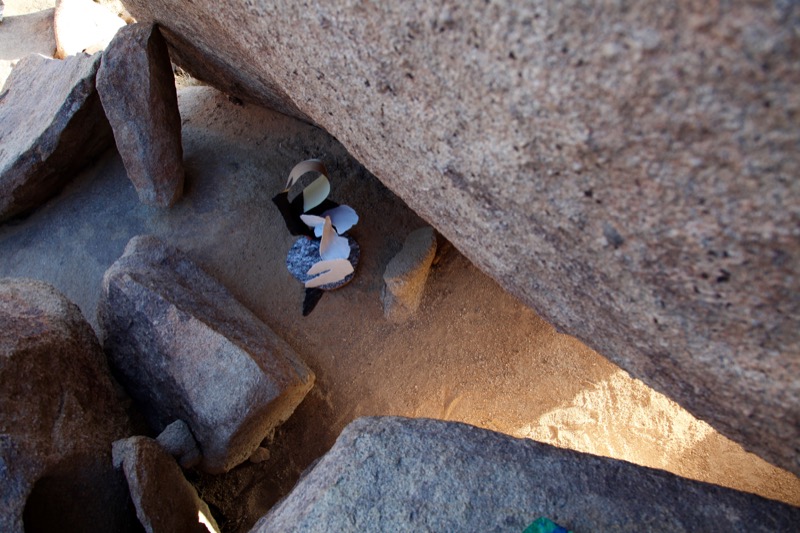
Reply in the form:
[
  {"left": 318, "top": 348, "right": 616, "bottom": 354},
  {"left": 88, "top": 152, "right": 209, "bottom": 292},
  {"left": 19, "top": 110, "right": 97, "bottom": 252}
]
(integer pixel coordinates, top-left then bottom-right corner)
[
  {"left": 98, "top": 235, "right": 315, "bottom": 473},
  {"left": 382, "top": 226, "right": 437, "bottom": 322},
  {"left": 113, "top": 436, "right": 220, "bottom": 533},
  {"left": 97, "top": 23, "right": 184, "bottom": 207},
  {"left": 0, "top": 53, "right": 112, "bottom": 222},
  {"left": 252, "top": 417, "right": 800, "bottom": 532},
  {"left": 0, "top": 278, "right": 135, "bottom": 533}
]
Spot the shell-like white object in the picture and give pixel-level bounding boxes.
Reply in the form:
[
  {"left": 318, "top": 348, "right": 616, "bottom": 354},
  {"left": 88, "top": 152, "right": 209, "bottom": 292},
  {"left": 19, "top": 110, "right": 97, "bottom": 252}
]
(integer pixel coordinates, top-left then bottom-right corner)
[
  {"left": 305, "top": 259, "right": 354, "bottom": 288},
  {"left": 319, "top": 216, "right": 351, "bottom": 261}
]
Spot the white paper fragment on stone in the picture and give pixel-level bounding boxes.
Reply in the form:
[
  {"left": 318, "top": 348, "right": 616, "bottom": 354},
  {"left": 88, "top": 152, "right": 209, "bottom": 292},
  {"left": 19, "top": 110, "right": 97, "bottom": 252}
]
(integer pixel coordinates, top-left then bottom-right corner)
[
  {"left": 305, "top": 259, "right": 355, "bottom": 288},
  {"left": 300, "top": 214, "right": 327, "bottom": 237},
  {"left": 322, "top": 205, "right": 359, "bottom": 234},
  {"left": 302, "top": 175, "right": 331, "bottom": 212},
  {"left": 319, "top": 216, "right": 350, "bottom": 260}
]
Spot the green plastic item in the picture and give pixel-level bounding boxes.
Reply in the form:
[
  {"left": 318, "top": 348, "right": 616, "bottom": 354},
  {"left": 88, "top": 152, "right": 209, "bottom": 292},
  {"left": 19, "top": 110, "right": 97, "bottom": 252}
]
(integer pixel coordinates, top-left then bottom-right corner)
[{"left": 523, "top": 516, "right": 573, "bottom": 533}]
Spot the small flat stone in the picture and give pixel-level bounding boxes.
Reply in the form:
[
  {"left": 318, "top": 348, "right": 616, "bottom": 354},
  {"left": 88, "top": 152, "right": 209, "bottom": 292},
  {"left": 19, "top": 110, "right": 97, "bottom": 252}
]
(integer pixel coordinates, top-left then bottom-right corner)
[
  {"left": 156, "top": 419, "right": 201, "bottom": 469},
  {"left": 286, "top": 235, "right": 360, "bottom": 290},
  {"left": 382, "top": 227, "right": 437, "bottom": 322}
]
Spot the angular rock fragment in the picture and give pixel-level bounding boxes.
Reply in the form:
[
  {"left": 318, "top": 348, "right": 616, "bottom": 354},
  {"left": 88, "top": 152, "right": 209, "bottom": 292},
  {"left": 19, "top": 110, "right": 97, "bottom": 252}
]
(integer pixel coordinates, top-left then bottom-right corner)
[
  {"left": 0, "top": 53, "right": 112, "bottom": 222},
  {"left": 156, "top": 419, "right": 201, "bottom": 469},
  {"left": 113, "top": 436, "right": 220, "bottom": 533},
  {"left": 98, "top": 235, "right": 315, "bottom": 473},
  {"left": 382, "top": 226, "right": 436, "bottom": 322},
  {"left": 54, "top": 0, "right": 125, "bottom": 58},
  {"left": 252, "top": 417, "right": 800, "bottom": 532},
  {"left": 97, "top": 23, "right": 184, "bottom": 207},
  {"left": 0, "top": 278, "right": 136, "bottom": 533}
]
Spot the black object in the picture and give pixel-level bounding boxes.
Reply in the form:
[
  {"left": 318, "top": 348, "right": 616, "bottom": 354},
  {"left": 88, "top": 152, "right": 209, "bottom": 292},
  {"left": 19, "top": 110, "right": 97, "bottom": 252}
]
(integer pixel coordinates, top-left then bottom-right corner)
[{"left": 302, "top": 288, "right": 326, "bottom": 316}]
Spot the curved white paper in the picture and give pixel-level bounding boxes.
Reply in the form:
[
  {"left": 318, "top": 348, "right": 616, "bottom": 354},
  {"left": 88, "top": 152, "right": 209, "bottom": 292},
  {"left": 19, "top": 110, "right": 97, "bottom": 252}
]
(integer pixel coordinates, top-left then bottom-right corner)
[
  {"left": 285, "top": 159, "right": 328, "bottom": 190},
  {"left": 300, "top": 214, "right": 326, "bottom": 237},
  {"left": 322, "top": 204, "right": 359, "bottom": 234},
  {"left": 302, "top": 175, "right": 331, "bottom": 212},
  {"left": 305, "top": 259, "right": 354, "bottom": 288},
  {"left": 319, "top": 216, "right": 350, "bottom": 260}
]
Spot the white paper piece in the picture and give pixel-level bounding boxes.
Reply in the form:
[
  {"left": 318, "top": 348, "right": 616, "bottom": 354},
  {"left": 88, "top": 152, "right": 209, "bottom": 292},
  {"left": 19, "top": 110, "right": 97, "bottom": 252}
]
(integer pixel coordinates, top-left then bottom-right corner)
[
  {"left": 300, "top": 214, "right": 326, "bottom": 237},
  {"left": 302, "top": 175, "right": 331, "bottom": 212},
  {"left": 285, "top": 159, "right": 328, "bottom": 190},
  {"left": 319, "top": 216, "right": 351, "bottom": 260},
  {"left": 322, "top": 204, "right": 359, "bottom": 234},
  {"left": 304, "top": 259, "right": 355, "bottom": 288}
]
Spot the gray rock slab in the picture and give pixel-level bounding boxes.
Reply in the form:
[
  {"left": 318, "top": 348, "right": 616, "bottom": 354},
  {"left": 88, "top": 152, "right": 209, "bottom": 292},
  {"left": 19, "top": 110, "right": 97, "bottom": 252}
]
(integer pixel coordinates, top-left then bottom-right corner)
[
  {"left": 98, "top": 235, "right": 315, "bottom": 473},
  {"left": 120, "top": 0, "right": 800, "bottom": 476},
  {"left": 0, "top": 278, "right": 136, "bottom": 533},
  {"left": 252, "top": 416, "right": 800, "bottom": 533},
  {"left": 113, "top": 436, "right": 220, "bottom": 533},
  {"left": 382, "top": 226, "right": 436, "bottom": 322},
  {"left": 0, "top": 52, "right": 112, "bottom": 222},
  {"left": 97, "top": 23, "right": 184, "bottom": 207}
]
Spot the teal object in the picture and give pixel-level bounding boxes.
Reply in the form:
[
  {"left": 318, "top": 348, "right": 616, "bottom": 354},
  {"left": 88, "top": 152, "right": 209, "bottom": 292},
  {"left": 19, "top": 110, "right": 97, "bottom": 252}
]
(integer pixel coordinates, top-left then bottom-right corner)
[{"left": 523, "top": 516, "right": 572, "bottom": 533}]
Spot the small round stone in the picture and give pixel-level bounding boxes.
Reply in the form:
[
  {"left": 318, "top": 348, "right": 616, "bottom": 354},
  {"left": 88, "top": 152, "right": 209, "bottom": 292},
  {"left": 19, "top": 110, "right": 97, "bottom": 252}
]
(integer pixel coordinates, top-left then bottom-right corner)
[{"left": 286, "top": 235, "right": 360, "bottom": 290}]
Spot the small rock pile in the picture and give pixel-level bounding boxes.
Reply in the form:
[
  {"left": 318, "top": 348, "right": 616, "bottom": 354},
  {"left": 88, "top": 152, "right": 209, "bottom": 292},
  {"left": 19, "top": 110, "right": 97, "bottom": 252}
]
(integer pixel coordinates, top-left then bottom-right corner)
[
  {"left": 0, "top": 19, "right": 184, "bottom": 222},
  {"left": 0, "top": 232, "right": 315, "bottom": 531}
]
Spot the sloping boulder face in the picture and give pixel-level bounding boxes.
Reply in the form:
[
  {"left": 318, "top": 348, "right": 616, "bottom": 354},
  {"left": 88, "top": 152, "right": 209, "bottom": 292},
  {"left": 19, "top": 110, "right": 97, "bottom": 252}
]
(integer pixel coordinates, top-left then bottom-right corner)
[
  {"left": 0, "top": 278, "right": 136, "bottom": 533},
  {"left": 98, "top": 235, "right": 315, "bottom": 473},
  {"left": 120, "top": 1, "right": 800, "bottom": 474},
  {"left": 0, "top": 53, "right": 112, "bottom": 222},
  {"left": 253, "top": 417, "right": 800, "bottom": 532}
]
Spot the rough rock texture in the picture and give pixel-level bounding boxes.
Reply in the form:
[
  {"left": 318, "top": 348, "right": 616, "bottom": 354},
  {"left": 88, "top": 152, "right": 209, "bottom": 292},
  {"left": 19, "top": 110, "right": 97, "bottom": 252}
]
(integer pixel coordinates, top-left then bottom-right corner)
[
  {"left": 0, "top": 52, "right": 112, "bottom": 222},
  {"left": 0, "top": 278, "right": 136, "bottom": 533},
  {"left": 253, "top": 417, "right": 800, "bottom": 532},
  {"left": 156, "top": 419, "right": 201, "bottom": 469},
  {"left": 54, "top": 0, "right": 125, "bottom": 58},
  {"left": 97, "top": 0, "right": 136, "bottom": 24},
  {"left": 97, "top": 23, "right": 184, "bottom": 207},
  {"left": 382, "top": 226, "right": 437, "bottom": 322},
  {"left": 113, "top": 436, "right": 220, "bottom": 533},
  {"left": 121, "top": 0, "right": 800, "bottom": 475},
  {"left": 98, "top": 235, "right": 315, "bottom": 473}
]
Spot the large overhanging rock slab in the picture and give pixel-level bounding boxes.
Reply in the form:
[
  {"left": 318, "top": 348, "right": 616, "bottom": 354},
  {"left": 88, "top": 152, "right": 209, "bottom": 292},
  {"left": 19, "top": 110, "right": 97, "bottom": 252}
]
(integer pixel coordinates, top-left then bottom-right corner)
[
  {"left": 98, "top": 235, "right": 315, "bottom": 473},
  {"left": 0, "top": 278, "right": 136, "bottom": 532},
  {"left": 120, "top": 0, "right": 800, "bottom": 475},
  {"left": 252, "top": 417, "right": 800, "bottom": 532},
  {"left": 0, "top": 52, "right": 112, "bottom": 222}
]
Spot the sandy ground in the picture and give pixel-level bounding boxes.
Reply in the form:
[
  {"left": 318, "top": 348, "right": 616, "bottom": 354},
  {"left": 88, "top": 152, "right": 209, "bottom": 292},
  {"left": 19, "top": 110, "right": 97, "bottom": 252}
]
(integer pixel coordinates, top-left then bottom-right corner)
[{"left": 2, "top": 1, "right": 799, "bottom": 531}]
